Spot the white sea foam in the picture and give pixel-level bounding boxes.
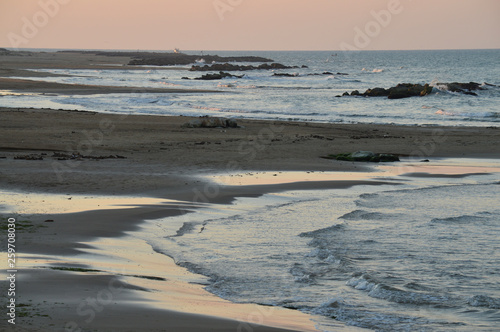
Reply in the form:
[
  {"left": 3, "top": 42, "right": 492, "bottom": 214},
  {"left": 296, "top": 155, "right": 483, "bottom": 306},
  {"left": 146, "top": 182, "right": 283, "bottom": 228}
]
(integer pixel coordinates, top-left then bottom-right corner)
[{"left": 2, "top": 50, "right": 499, "bottom": 127}]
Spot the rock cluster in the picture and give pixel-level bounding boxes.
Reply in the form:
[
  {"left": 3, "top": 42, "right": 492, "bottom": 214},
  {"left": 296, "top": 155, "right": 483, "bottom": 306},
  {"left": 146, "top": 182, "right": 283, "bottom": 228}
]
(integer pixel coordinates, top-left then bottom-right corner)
[
  {"left": 182, "top": 117, "right": 239, "bottom": 129},
  {"left": 323, "top": 151, "right": 400, "bottom": 162},
  {"left": 340, "top": 82, "right": 485, "bottom": 99},
  {"left": 13, "top": 153, "right": 126, "bottom": 161},
  {"left": 272, "top": 72, "right": 349, "bottom": 78},
  {"left": 342, "top": 83, "right": 433, "bottom": 99},
  {"left": 273, "top": 73, "right": 299, "bottom": 77},
  {"left": 189, "top": 63, "right": 300, "bottom": 72},
  {"left": 182, "top": 72, "right": 245, "bottom": 80},
  {"left": 435, "top": 82, "right": 485, "bottom": 96}
]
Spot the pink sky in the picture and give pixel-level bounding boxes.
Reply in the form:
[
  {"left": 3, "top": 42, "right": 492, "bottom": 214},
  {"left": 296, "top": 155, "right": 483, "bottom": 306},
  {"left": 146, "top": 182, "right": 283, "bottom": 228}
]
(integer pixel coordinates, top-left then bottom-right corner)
[{"left": 1, "top": 0, "right": 499, "bottom": 51}]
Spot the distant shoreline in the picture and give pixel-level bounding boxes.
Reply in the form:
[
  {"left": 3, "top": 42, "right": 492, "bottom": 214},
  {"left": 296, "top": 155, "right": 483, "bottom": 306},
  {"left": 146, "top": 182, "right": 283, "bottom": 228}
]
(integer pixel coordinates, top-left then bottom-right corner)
[
  {"left": 3, "top": 47, "right": 500, "bottom": 53},
  {"left": 1, "top": 49, "right": 499, "bottom": 331}
]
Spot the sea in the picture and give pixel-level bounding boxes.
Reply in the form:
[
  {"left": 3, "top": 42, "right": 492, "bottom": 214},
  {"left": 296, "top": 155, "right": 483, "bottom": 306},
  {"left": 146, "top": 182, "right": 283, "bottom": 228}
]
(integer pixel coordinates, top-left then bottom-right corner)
[
  {"left": 2, "top": 49, "right": 500, "bottom": 331},
  {"left": 1, "top": 49, "right": 499, "bottom": 126},
  {"left": 140, "top": 165, "right": 500, "bottom": 332}
]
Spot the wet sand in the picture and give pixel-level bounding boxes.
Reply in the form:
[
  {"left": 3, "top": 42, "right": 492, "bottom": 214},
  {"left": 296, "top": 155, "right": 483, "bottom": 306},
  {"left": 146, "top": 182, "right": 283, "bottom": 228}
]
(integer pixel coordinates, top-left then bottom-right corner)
[
  {"left": 1, "top": 108, "right": 499, "bottom": 332},
  {"left": 1, "top": 51, "right": 500, "bottom": 331}
]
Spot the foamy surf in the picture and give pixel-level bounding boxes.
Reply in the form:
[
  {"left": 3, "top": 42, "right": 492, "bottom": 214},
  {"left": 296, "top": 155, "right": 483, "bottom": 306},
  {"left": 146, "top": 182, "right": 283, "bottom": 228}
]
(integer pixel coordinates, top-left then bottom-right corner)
[
  {"left": 137, "top": 160, "right": 500, "bottom": 331},
  {"left": 1, "top": 50, "right": 499, "bottom": 127}
]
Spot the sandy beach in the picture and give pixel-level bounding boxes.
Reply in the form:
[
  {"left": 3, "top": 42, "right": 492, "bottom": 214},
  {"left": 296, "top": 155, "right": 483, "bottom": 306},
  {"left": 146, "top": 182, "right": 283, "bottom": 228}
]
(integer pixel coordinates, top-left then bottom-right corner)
[{"left": 1, "top": 51, "right": 500, "bottom": 331}]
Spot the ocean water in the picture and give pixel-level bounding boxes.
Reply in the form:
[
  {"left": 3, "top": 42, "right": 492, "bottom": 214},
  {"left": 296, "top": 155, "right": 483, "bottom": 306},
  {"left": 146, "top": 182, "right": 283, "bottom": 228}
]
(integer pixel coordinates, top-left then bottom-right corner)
[
  {"left": 1, "top": 49, "right": 500, "bottom": 126},
  {"left": 2, "top": 50, "right": 500, "bottom": 331},
  {"left": 140, "top": 162, "right": 500, "bottom": 332}
]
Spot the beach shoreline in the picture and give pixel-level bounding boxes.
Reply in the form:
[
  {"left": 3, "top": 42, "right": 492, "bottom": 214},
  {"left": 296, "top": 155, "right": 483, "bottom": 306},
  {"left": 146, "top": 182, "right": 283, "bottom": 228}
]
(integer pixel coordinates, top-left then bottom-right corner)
[
  {"left": 1, "top": 107, "right": 499, "bottom": 197},
  {"left": 1, "top": 109, "right": 498, "bottom": 332},
  {"left": 2, "top": 198, "right": 328, "bottom": 332},
  {"left": 2, "top": 158, "right": 498, "bottom": 331},
  {"left": 1, "top": 50, "right": 499, "bottom": 331}
]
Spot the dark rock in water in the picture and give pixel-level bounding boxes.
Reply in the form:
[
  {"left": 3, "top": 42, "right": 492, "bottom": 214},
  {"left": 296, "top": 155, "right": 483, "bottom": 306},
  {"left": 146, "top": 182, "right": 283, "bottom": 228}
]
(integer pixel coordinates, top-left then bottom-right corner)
[
  {"left": 364, "top": 87, "right": 390, "bottom": 97},
  {"left": 341, "top": 82, "right": 485, "bottom": 99},
  {"left": 194, "top": 71, "right": 244, "bottom": 80},
  {"left": 440, "top": 82, "right": 483, "bottom": 91},
  {"left": 387, "top": 83, "right": 433, "bottom": 99},
  {"left": 182, "top": 116, "right": 239, "bottom": 128},
  {"left": 342, "top": 92, "right": 350, "bottom": 96},
  {"left": 273, "top": 72, "right": 299, "bottom": 77},
  {"left": 306, "top": 72, "right": 348, "bottom": 76},
  {"left": 341, "top": 83, "right": 432, "bottom": 99},
  {"left": 436, "top": 82, "right": 484, "bottom": 96},
  {"left": 190, "top": 62, "right": 297, "bottom": 72},
  {"left": 322, "top": 151, "right": 399, "bottom": 163}
]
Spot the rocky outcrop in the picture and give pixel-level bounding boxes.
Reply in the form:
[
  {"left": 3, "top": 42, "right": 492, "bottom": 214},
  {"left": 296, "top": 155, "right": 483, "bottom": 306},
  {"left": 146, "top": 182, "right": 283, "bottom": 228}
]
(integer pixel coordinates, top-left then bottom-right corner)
[
  {"left": 362, "top": 83, "right": 433, "bottom": 99},
  {"left": 186, "top": 72, "right": 244, "bottom": 80},
  {"left": 273, "top": 72, "right": 349, "bottom": 78},
  {"left": 273, "top": 73, "right": 299, "bottom": 77},
  {"left": 322, "top": 151, "right": 400, "bottom": 162},
  {"left": 307, "top": 72, "right": 348, "bottom": 76},
  {"left": 435, "top": 82, "right": 484, "bottom": 96},
  {"left": 182, "top": 117, "right": 239, "bottom": 128},
  {"left": 189, "top": 62, "right": 298, "bottom": 72},
  {"left": 341, "top": 82, "right": 485, "bottom": 99},
  {"left": 126, "top": 53, "right": 274, "bottom": 66}
]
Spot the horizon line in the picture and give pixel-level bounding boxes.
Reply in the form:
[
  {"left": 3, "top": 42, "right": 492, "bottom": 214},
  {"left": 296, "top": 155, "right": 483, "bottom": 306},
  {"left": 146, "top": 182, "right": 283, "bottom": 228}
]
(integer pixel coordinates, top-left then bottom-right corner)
[{"left": 3, "top": 47, "right": 500, "bottom": 53}]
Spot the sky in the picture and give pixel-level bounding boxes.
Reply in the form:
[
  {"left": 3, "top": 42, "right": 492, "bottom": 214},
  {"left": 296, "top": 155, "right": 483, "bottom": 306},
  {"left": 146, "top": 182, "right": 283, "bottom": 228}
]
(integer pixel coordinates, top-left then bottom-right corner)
[{"left": 1, "top": 0, "right": 499, "bottom": 51}]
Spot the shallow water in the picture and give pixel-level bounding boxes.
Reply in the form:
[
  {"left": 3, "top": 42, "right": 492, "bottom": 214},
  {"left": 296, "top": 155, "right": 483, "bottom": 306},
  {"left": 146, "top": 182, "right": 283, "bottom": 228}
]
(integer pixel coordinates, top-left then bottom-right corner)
[{"left": 140, "top": 160, "right": 500, "bottom": 331}]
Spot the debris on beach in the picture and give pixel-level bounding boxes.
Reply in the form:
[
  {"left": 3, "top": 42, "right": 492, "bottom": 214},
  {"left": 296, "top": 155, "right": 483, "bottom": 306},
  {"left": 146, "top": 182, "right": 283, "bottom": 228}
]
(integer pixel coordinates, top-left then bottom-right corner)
[
  {"left": 322, "top": 151, "right": 400, "bottom": 162},
  {"left": 14, "top": 154, "right": 44, "bottom": 160},
  {"left": 182, "top": 116, "right": 239, "bottom": 129},
  {"left": 12, "top": 152, "right": 126, "bottom": 161},
  {"left": 51, "top": 152, "right": 127, "bottom": 160}
]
